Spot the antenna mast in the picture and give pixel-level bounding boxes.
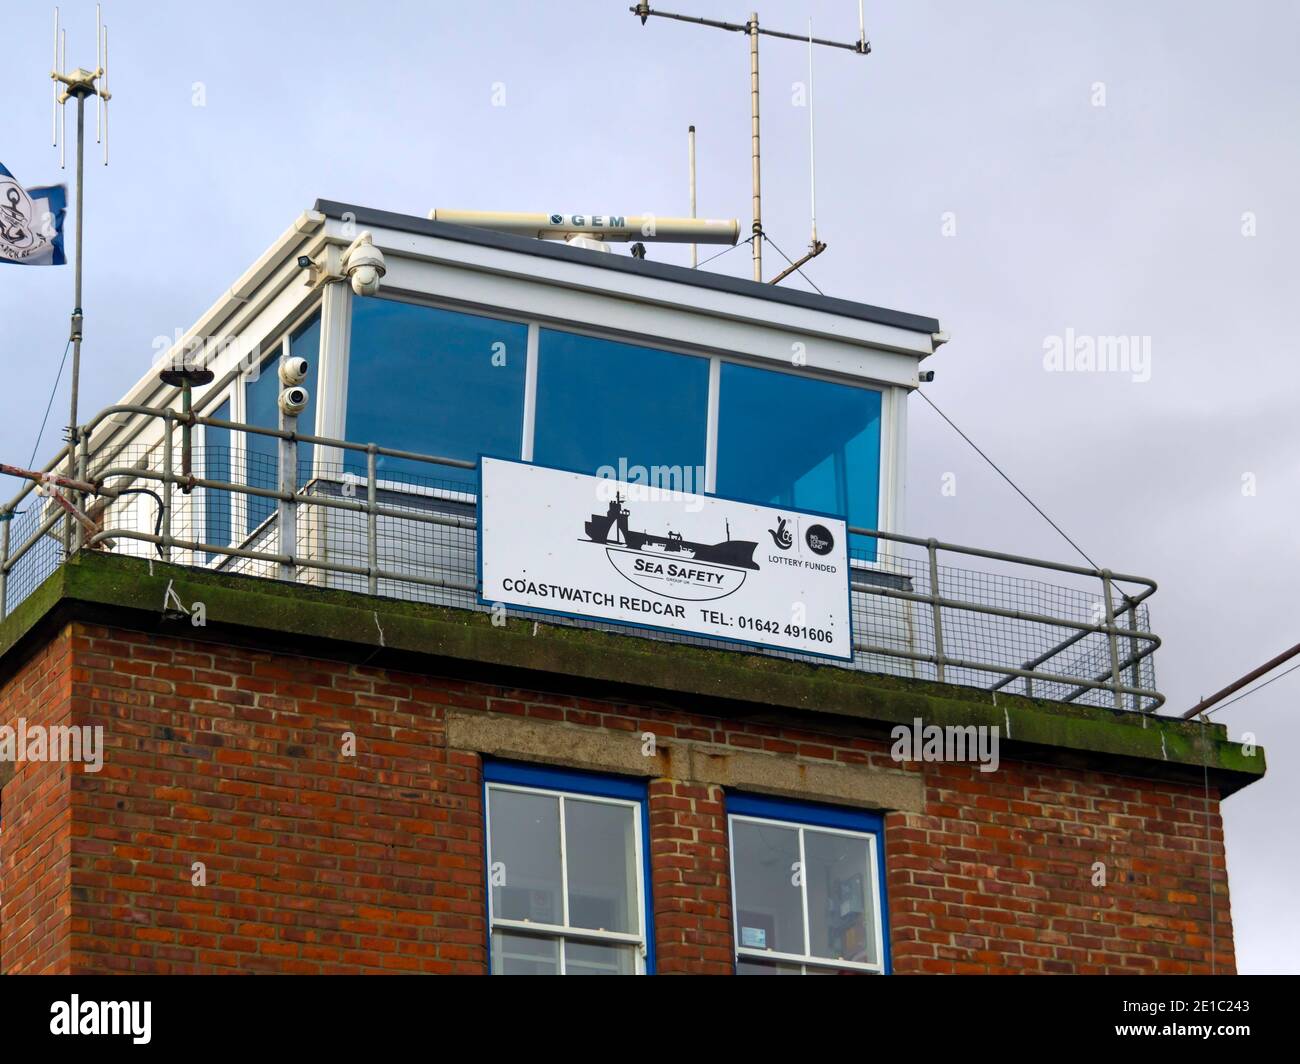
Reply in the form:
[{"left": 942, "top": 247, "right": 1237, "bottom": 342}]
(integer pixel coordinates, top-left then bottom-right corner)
[
  {"left": 630, "top": 3, "right": 869, "bottom": 283},
  {"left": 50, "top": 4, "right": 111, "bottom": 553},
  {"left": 688, "top": 125, "right": 698, "bottom": 267}
]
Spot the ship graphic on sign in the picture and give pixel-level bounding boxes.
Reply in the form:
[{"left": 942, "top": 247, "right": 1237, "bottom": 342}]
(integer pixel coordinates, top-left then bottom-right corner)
[{"left": 583, "top": 494, "right": 759, "bottom": 601}]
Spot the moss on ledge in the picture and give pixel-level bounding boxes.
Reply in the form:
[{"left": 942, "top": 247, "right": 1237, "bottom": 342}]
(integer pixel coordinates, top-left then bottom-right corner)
[{"left": 0, "top": 552, "right": 1265, "bottom": 795}]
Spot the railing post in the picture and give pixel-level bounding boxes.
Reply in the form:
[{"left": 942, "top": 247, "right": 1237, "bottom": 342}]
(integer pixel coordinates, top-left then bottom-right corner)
[
  {"left": 161, "top": 411, "right": 173, "bottom": 562},
  {"left": 62, "top": 428, "right": 77, "bottom": 557},
  {"left": 72, "top": 430, "right": 89, "bottom": 554},
  {"left": 1127, "top": 599, "right": 1142, "bottom": 712},
  {"left": 0, "top": 508, "right": 10, "bottom": 622},
  {"left": 366, "top": 445, "right": 378, "bottom": 596},
  {"left": 928, "top": 538, "right": 946, "bottom": 683},
  {"left": 1101, "top": 570, "right": 1123, "bottom": 710},
  {"left": 180, "top": 381, "right": 194, "bottom": 491},
  {"left": 278, "top": 405, "right": 298, "bottom": 584}
]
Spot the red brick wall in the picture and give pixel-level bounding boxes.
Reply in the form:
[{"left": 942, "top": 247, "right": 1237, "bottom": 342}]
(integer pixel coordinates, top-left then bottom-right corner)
[
  {"left": 887, "top": 762, "right": 1234, "bottom": 974},
  {"left": 0, "top": 625, "right": 75, "bottom": 973},
  {"left": 649, "top": 780, "right": 732, "bottom": 974},
  {"left": 0, "top": 621, "right": 1236, "bottom": 974},
  {"left": 65, "top": 624, "right": 485, "bottom": 974}
]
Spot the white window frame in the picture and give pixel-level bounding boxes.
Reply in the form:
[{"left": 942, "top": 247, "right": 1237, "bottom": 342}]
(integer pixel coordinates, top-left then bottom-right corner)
[
  {"left": 728, "top": 812, "right": 886, "bottom": 975},
  {"left": 485, "top": 781, "right": 649, "bottom": 975}
]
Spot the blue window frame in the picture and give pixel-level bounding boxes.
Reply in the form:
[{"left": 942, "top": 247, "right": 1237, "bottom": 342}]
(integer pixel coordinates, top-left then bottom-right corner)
[
  {"left": 246, "top": 314, "right": 320, "bottom": 532},
  {"left": 483, "top": 760, "right": 653, "bottom": 975},
  {"left": 727, "top": 792, "right": 889, "bottom": 975},
  {"left": 345, "top": 297, "right": 528, "bottom": 489},
  {"left": 717, "top": 363, "right": 882, "bottom": 559},
  {"left": 203, "top": 399, "right": 232, "bottom": 560},
  {"left": 533, "top": 329, "right": 709, "bottom": 488}
]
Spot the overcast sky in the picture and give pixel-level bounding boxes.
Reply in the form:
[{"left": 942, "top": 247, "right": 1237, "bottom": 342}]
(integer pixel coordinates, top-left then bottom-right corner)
[{"left": 1, "top": 0, "right": 1295, "bottom": 972}]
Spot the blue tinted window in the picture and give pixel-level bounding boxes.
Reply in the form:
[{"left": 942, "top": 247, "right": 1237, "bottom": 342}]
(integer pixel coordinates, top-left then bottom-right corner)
[
  {"left": 345, "top": 298, "right": 527, "bottom": 488},
  {"left": 246, "top": 314, "right": 320, "bottom": 531},
  {"left": 204, "top": 399, "right": 231, "bottom": 559},
  {"left": 717, "top": 363, "right": 881, "bottom": 558},
  {"left": 533, "top": 330, "right": 708, "bottom": 485}
]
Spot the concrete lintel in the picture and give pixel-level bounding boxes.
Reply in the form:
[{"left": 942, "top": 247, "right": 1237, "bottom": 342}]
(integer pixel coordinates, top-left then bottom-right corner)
[{"left": 445, "top": 709, "right": 926, "bottom": 813}]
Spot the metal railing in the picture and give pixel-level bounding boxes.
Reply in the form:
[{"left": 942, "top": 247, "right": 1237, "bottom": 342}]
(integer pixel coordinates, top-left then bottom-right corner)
[{"left": 0, "top": 404, "right": 1162, "bottom": 712}]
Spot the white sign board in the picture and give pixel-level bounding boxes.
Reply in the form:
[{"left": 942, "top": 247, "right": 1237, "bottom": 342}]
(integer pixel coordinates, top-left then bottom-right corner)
[{"left": 479, "top": 457, "right": 852, "bottom": 660}]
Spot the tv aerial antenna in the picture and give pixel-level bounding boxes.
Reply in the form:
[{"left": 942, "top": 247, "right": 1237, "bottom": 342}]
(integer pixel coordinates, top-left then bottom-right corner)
[
  {"left": 50, "top": 4, "right": 111, "bottom": 457},
  {"left": 631, "top": 3, "right": 869, "bottom": 284}
]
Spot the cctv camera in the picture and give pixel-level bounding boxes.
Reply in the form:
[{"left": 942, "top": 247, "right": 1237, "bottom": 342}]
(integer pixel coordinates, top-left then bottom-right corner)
[
  {"left": 297, "top": 255, "right": 312, "bottom": 269},
  {"left": 279, "top": 356, "right": 309, "bottom": 387},
  {"left": 350, "top": 264, "right": 381, "bottom": 297},
  {"left": 279, "top": 386, "right": 309, "bottom": 416},
  {"left": 341, "top": 231, "right": 386, "bottom": 297}
]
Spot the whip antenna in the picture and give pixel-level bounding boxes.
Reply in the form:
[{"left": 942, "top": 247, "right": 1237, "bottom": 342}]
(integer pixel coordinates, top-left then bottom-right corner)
[
  {"left": 808, "top": 19, "right": 818, "bottom": 248},
  {"left": 688, "top": 125, "right": 698, "bottom": 267},
  {"left": 51, "top": 9, "right": 59, "bottom": 148}
]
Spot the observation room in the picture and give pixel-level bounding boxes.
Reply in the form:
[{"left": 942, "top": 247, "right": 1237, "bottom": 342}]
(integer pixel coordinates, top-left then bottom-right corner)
[
  {"left": 0, "top": 200, "right": 1162, "bottom": 711},
  {"left": 22, "top": 200, "right": 1171, "bottom": 706}
]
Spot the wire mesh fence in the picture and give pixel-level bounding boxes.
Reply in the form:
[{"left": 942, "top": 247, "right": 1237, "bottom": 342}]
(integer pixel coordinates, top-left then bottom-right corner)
[
  {"left": 1, "top": 499, "right": 66, "bottom": 616},
  {"left": 1, "top": 433, "right": 1160, "bottom": 712}
]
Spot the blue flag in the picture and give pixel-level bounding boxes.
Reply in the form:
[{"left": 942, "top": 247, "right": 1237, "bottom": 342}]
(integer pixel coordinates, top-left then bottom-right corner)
[{"left": 0, "top": 162, "right": 67, "bottom": 266}]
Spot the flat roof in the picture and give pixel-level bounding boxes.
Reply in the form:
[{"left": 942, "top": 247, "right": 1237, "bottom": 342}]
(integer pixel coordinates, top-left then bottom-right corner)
[{"left": 314, "top": 200, "right": 943, "bottom": 336}]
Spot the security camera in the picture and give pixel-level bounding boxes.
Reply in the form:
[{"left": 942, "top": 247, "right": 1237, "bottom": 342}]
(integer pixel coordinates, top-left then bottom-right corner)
[
  {"left": 279, "top": 386, "right": 309, "bottom": 416},
  {"left": 341, "top": 231, "right": 386, "bottom": 297},
  {"left": 279, "top": 356, "right": 309, "bottom": 386},
  {"left": 350, "top": 264, "right": 381, "bottom": 297},
  {"left": 297, "top": 255, "right": 312, "bottom": 269},
  {"left": 918, "top": 370, "right": 935, "bottom": 383}
]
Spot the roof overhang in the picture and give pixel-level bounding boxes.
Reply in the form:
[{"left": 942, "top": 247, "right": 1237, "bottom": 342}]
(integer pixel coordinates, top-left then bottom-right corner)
[{"left": 314, "top": 200, "right": 942, "bottom": 339}]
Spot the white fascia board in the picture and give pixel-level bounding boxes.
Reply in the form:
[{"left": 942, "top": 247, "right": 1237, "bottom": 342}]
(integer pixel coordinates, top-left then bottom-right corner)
[
  {"left": 88, "top": 267, "right": 324, "bottom": 464},
  {"left": 228, "top": 210, "right": 325, "bottom": 303},
  {"left": 325, "top": 218, "right": 933, "bottom": 386}
]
